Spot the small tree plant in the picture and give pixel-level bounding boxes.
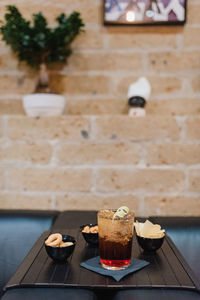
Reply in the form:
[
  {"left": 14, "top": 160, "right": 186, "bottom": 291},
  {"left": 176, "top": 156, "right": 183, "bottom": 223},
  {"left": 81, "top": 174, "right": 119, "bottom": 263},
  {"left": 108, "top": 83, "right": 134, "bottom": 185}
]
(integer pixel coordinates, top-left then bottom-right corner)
[{"left": 1, "top": 6, "right": 84, "bottom": 93}]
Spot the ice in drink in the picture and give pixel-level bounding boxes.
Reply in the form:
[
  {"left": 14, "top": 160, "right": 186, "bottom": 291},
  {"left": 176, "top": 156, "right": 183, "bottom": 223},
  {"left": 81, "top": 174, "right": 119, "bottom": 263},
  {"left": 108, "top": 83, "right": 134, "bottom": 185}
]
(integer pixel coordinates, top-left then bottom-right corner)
[{"left": 98, "top": 209, "right": 134, "bottom": 270}]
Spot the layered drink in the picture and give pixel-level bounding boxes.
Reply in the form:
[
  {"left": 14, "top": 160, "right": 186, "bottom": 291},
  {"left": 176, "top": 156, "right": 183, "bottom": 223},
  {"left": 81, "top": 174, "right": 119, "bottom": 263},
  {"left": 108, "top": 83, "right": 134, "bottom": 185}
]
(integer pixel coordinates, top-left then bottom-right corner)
[{"left": 98, "top": 209, "right": 134, "bottom": 270}]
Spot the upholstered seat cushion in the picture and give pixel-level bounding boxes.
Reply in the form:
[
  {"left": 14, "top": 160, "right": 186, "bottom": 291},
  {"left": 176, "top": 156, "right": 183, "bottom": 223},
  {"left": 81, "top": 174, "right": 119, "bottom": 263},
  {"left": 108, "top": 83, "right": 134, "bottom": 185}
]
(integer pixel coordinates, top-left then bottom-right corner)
[
  {"left": 2, "top": 288, "right": 97, "bottom": 300},
  {"left": 0, "top": 210, "right": 58, "bottom": 291},
  {"left": 114, "top": 289, "right": 200, "bottom": 300},
  {"left": 150, "top": 217, "right": 200, "bottom": 280}
]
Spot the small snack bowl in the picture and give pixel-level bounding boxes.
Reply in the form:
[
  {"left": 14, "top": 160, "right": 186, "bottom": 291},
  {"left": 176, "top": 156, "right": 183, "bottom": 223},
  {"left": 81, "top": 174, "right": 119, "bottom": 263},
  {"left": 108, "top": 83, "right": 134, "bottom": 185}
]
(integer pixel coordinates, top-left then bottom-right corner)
[
  {"left": 81, "top": 224, "right": 98, "bottom": 246},
  {"left": 45, "top": 234, "right": 76, "bottom": 262},
  {"left": 136, "top": 234, "right": 165, "bottom": 252},
  {"left": 135, "top": 219, "right": 165, "bottom": 252}
]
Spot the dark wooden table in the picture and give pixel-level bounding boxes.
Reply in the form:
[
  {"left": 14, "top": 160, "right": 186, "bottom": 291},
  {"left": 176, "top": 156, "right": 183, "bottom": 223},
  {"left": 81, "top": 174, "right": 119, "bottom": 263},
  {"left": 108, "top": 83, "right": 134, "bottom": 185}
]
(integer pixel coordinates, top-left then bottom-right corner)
[{"left": 4, "top": 229, "right": 200, "bottom": 294}]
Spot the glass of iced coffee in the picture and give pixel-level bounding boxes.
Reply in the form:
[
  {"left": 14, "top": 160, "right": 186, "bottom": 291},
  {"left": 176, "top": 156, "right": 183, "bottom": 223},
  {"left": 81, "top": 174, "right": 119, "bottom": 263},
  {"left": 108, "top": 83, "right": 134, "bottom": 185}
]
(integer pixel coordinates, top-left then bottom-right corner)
[{"left": 98, "top": 209, "right": 134, "bottom": 270}]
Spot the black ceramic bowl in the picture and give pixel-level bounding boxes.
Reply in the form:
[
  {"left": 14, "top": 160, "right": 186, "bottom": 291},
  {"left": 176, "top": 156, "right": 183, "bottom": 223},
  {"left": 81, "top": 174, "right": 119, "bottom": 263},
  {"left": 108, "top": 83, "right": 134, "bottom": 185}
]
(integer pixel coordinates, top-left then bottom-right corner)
[
  {"left": 136, "top": 234, "right": 165, "bottom": 252},
  {"left": 45, "top": 234, "right": 76, "bottom": 262},
  {"left": 81, "top": 224, "right": 98, "bottom": 246}
]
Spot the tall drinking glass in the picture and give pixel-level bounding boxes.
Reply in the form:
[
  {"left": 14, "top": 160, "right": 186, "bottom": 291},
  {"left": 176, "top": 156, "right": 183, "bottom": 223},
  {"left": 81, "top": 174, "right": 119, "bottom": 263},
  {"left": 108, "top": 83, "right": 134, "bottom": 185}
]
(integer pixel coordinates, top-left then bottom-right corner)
[{"left": 98, "top": 209, "right": 134, "bottom": 270}]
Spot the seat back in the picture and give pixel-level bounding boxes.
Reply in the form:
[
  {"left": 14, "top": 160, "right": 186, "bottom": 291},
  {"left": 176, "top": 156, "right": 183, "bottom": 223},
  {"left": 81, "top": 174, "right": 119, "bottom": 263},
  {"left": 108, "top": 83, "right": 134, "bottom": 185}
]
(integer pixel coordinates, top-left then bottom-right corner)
[
  {"left": 52, "top": 210, "right": 97, "bottom": 229},
  {"left": 0, "top": 210, "right": 58, "bottom": 291}
]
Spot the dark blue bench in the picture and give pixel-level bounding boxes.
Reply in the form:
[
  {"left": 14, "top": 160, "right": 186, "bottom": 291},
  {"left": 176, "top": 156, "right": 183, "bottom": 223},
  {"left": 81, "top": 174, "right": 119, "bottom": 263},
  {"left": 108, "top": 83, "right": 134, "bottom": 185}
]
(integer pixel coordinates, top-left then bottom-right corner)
[
  {"left": 0, "top": 210, "right": 97, "bottom": 300},
  {"left": 150, "top": 216, "right": 200, "bottom": 280},
  {"left": 1, "top": 211, "right": 200, "bottom": 300},
  {"left": 0, "top": 210, "right": 58, "bottom": 295}
]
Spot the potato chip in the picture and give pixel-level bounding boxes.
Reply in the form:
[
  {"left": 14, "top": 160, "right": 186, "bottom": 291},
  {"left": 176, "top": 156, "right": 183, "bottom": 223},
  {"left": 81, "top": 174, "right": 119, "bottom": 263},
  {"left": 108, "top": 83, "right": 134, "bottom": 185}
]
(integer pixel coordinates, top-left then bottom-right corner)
[{"left": 134, "top": 220, "right": 165, "bottom": 238}]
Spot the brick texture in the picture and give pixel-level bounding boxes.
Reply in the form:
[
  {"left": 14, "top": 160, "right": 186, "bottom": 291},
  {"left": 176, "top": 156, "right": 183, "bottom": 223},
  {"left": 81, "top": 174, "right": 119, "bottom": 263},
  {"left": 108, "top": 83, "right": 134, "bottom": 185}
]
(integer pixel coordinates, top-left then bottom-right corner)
[
  {"left": 57, "top": 142, "right": 140, "bottom": 165},
  {"left": 0, "top": 169, "right": 4, "bottom": 190},
  {"left": 55, "top": 194, "right": 140, "bottom": 212},
  {"left": 147, "top": 144, "right": 200, "bottom": 165},
  {"left": 0, "top": 99, "right": 24, "bottom": 115},
  {"left": 0, "top": 118, "right": 3, "bottom": 138},
  {"left": 73, "top": 30, "right": 104, "bottom": 49},
  {"left": 192, "top": 77, "right": 200, "bottom": 93},
  {"left": 67, "top": 98, "right": 128, "bottom": 115},
  {"left": 117, "top": 76, "right": 182, "bottom": 97},
  {"left": 144, "top": 196, "right": 200, "bottom": 216},
  {"left": 51, "top": 74, "right": 111, "bottom": 95},
  {"left": 146, "top": 99, "right": 200, "bottom": 116},
  {"left": 183, "top": 28, "right": 200, "bottom": 47},
  {"left": 187, "top": 4, "right": 200, "bottom": 24},
  {"left": 105, "top": 28, "right": 178, "bottom": 49},
  {"left": 189, "top": 170, "right": 200, "bottom": 193},
  {"left": 95, "top": 116, "right": 180, "bottom": 141},
  {"left": 0, "top": 0, "right": 199, "bottom": 115},
  {"left": 7, "top": 116, "right": 91, "bottom": 140},
  {"left": 0, "top": 194, "right": 52, "bottom": 209},
  {"left": 148, "top": 51, "right": 200, "bottom": 72},
  {"left": 186, "top": 117, "right": 200, "bottom": 140},
  {"left": 0, "top": 74, "right": 36, "bottom": 95},
  {"left": 96, "top": 169, "right": 185, "bottom": 192},
  {"left": 0, "top": 0, "right": 199, "bottom": 215},
  {"left": 67, "top": 53, "right": 143, "bottom": 72},
  {"left": 0, "top": 142, "right": 52, "bottom": 164},
  {"left": 7, "top": 168, "right": 92, "bottom": 192},
  {"left": 0, "top": 115, "right": 198, "bottom": 214}
]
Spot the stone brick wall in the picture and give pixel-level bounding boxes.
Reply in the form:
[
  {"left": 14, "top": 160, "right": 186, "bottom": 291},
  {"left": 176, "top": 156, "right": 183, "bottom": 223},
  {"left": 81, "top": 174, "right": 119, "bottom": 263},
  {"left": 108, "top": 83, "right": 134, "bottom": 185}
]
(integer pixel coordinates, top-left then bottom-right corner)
[
  {"left": 0, "top": 0, "right": 199, "bottom": 215},
  {"left": 0, "top": 115, "right": 199, "bottom": 216}
]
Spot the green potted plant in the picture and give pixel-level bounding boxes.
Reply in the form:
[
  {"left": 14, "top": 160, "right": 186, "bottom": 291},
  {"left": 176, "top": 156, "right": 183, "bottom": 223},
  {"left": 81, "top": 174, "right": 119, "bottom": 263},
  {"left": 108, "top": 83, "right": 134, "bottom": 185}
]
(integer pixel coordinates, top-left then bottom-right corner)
[{"left": 0, "top": 6, "right": 84, "bottom": 116}]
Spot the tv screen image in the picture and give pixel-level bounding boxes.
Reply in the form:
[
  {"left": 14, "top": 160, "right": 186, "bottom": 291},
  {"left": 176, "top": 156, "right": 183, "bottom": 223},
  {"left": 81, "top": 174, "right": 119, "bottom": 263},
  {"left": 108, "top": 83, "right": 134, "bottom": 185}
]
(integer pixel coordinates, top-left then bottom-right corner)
[{"left": 104, "top": 0, "right": 186, "bottom": 25}]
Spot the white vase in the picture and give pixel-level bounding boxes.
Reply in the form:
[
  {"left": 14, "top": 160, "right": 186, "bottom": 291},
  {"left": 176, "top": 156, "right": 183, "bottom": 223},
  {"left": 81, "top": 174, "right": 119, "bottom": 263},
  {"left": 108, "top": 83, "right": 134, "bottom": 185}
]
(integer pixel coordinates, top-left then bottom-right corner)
[{"left": 22, "top": 93, "right": 66, "bottom": 117}]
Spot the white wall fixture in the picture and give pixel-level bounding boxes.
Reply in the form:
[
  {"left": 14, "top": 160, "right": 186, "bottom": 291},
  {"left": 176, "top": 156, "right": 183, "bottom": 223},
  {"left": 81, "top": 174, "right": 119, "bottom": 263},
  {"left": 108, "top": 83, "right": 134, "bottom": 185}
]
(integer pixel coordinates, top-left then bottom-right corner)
[
  {"left": 23, "top": 94, "right": 66, "bottom": 117},
  {"left": 127, "top": 77, "right": 151, "bottom": 117}
]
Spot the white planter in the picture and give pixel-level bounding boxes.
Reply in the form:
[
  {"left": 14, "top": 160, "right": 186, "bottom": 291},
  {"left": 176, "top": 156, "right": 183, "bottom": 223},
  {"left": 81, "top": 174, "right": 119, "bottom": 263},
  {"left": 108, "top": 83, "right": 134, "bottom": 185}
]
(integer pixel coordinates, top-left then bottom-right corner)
[{"left": 23, "top": 93, "right": 66, "bottom": 117}]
